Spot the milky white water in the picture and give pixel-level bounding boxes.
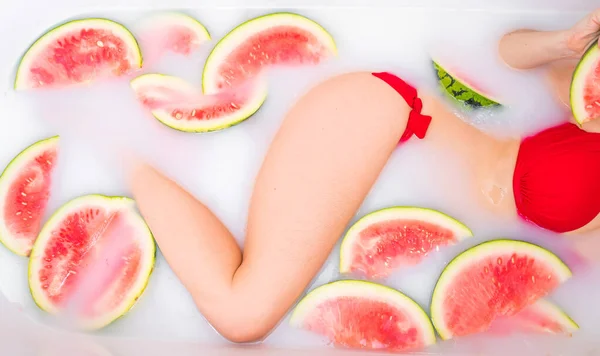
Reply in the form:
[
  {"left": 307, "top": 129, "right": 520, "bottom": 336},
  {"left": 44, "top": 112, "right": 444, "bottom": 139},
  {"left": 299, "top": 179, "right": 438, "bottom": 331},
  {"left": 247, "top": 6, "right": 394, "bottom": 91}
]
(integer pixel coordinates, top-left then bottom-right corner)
[{"left": 0, "top": 6, "right": 600, "bottom": 356}]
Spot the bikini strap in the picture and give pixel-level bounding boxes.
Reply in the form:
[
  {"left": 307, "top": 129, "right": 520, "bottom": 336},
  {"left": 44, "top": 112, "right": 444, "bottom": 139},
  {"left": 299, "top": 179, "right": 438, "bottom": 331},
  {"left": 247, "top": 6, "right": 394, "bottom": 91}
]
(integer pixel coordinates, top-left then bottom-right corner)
[{"left": 372, "top": 72, "right": 432, "bottom": 143}]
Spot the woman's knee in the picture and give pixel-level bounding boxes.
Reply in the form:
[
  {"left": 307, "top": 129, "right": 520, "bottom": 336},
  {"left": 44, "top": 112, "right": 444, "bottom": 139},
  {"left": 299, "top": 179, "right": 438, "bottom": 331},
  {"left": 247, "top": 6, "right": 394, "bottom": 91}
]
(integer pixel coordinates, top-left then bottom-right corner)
[{"left": 201, "top": 299, "right": 279, "bottom": 343}]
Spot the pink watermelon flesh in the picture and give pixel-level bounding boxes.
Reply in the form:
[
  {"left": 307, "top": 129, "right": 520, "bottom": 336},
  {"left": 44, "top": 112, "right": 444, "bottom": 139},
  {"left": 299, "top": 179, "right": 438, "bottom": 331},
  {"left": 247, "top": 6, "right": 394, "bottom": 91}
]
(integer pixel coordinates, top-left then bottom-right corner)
[
  {"left": 441, "top": 253, "right": 561, "bottom": 337},
  {"left": 3, "top": 145, "right": 57, "bottom": 256},
  {"left": 22, "top": 28, "right": 136, "bottom": 89},
  {"left": 303, "top": 297, "right": 426, "bottom": 352},
  {"left": 38, "top": 206, "right": 143, "bottom": 319},
  {"left": 582, "top": 65, "right": 600, "bottom": 120},
  {"left": 210, "top": 25, "right": 332, "bottom": 91},
  {"left": 135, "top": 78, "right": 252, "bottom": 123},
  {"left": 488, "top": 305, "right": 573, "bottom": 336},
  {"left": 147, "top": 25, "right": 203, "bottom": 55},
  {"left": 350, "top": 219, "right": 458, "bottom": 279}
]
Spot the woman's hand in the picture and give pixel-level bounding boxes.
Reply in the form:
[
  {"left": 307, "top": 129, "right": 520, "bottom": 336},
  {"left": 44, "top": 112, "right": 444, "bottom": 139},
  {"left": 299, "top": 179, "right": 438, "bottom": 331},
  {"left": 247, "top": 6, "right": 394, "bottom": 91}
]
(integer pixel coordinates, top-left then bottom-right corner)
[{"left": 565, "top": 9, "right": 600, "bottom": 59}]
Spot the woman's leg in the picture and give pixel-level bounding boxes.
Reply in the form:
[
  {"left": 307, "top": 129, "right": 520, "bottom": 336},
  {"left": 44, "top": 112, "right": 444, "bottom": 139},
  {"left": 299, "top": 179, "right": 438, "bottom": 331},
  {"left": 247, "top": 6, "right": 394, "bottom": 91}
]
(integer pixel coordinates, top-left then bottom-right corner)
[{"left": 128, "top": 71, "right": 411, "bottom": 342}]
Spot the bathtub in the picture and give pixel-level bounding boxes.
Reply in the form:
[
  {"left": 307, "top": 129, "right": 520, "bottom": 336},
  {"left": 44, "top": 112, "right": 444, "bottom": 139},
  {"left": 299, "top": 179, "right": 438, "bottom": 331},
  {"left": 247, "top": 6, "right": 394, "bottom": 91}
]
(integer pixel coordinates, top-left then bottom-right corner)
[{"left": 1, "top": 0, "right": 600, "bottom": 355}]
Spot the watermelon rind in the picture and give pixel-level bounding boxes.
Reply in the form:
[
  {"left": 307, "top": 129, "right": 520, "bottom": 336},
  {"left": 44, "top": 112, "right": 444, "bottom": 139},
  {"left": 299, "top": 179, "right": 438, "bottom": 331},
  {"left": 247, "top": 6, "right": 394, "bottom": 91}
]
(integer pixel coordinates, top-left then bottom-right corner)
[
  {"left": 570, "top": 43, "right": 600, "bottom": 125},
  {"left": 339, "top": 206, "right": 473, "bottom": 274},
  {"left": 200, "top": 12, "right": 337, "bottom": 132},
  {"left": 146, "top": 11, "right": 211, "bottom": 43},
  {"left": 14, "top": 18, "right": 143, "bottom": 90},
  {"left": 524, "top": 299, "right": 579, "bottom": 334},
  {"left": 433, "top": 60, "right": 501, "bottom": 109},
  {"left": 0, "top": 136, "right": 59, "bottom": 257},
  {"left": 130, "top": 73, "right": 210, "bottom": 132},
  {"left": 430, "top": 239, "right": 572, "bottom": 340},
  {"left": 290, "top": 280, "right": 437, "bottom": 347},
  {"left": 28, "top": 194, "right": 156, "bottom": 331}
]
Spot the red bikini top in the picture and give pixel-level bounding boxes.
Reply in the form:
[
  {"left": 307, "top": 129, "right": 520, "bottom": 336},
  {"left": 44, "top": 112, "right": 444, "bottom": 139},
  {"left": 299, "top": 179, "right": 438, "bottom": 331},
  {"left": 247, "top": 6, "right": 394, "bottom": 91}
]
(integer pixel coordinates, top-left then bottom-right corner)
[{"left": 514, "top": 122, "right": 600, "bottom": 233}]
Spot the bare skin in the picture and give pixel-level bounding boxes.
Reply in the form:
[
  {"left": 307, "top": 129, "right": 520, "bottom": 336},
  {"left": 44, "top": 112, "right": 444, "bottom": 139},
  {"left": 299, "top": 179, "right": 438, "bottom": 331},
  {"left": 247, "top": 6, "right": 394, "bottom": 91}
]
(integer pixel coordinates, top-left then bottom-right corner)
[{"left": 125, "top": 9, "right": 600, "bottom": 343}]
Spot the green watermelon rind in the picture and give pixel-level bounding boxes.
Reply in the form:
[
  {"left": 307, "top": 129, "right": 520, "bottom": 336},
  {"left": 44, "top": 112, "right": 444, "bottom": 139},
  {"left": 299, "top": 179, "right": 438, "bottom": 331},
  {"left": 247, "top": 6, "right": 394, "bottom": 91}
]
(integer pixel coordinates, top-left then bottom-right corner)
[
  {"left": 199, "top": 12, "right": 337, "bottom": 133},
  {"left": 430, "top": 239, "right": 572, "bottom": 341},
  {"left": 432, "top": 60, "right": 501, "bottom": 109},
  {"left": 0, "top": 136, "right": 60, "bottom": 257},
  {"left": 289, "top": 280, "right": 437, "bottom": 348},
  {"left": 14, "top": 18, "right": 143, "bottom": 90},
  {"left": 146, "top": 11, "right": 211, "bottom": 42},
  {"left": 339, "top": 206, "right": 474, "bottom": 274},
  {"left": 28, "top": 194, "right": 156, "bottom": 331},
  {"left": 130, "top": 73, "right": 210, "bottom": 133},
  {"left": 523, "top": 298, "right": 579, "bottom": 334},
  {"left": 570, "top": 43, "right": 600, "bottom": 126}
]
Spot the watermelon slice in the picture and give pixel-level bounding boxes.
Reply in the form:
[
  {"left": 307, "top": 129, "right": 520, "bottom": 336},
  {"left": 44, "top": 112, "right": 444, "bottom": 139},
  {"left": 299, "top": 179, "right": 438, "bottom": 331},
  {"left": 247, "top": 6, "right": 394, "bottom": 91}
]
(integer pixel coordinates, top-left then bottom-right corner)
[
  {"left": 430, "top": 239, "right": 572, "bottom": 340},
  {"left": 130, "top": 73, "right": 252, "bottom": 132},
  {"left": 0, "top": 136, "right": 59, "bottom": 257},
  {"left": 15, "top": 18, "right": 142, "bottom": 90},
  {"left": 339, "top": 207, "right": 473, "bottom": 279},
  {"left": 290, "top": 280, "right": 436, "bottom": 352},
  {"left": 488, "top": 299, "right": 579, "bottom": 336},
  {"left": 195, "top": 12, "right": 337, "bottom": 132},
  {"left": 28, "top": 195, "right": 156, "bottom": 330},
  {"left": 137, "top": 12, "right": 211, "bottom": 56},
  {"left": 433, "top": 60, "right": 501, "bottom": 108},
  {"left": 570, "top": 43, "right": 600, "bottom": 125}
]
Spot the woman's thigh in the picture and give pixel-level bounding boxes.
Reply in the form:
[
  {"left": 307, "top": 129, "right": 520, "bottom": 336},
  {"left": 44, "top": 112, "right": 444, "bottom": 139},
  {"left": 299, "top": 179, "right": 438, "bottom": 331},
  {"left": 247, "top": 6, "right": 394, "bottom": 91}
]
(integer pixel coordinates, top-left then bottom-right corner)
[{"left": 234, "top": 71, "right": 411, "bottom": 320}]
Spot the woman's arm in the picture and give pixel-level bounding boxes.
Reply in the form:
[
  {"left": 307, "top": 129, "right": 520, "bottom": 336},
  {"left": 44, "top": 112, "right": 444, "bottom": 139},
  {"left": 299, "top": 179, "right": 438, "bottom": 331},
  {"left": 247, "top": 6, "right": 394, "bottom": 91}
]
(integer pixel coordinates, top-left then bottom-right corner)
[
  {"left": 498, "top": 29, "right": 573, "bottom": 70},
  {"left": 499, "top": 9, "right": 600, "bottom": 70},
  {"left": 127, "top": 72, "right": 410, "bottom": 343}
]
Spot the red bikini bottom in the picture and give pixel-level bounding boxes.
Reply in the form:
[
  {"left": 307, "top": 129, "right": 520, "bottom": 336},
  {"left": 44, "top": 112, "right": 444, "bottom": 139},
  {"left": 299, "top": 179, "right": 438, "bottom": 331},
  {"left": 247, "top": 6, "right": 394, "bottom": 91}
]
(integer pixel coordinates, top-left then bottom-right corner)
[{"left": 371, "top": 72, "right": 432, "bottom": 143}]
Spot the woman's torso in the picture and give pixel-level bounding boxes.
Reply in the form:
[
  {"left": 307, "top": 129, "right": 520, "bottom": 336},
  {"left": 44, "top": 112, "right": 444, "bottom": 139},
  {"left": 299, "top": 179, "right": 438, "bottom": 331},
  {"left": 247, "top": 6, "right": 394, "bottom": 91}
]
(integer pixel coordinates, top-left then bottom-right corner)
[{"left": 419, "top": 91, "right": 521, "bottom": 219}]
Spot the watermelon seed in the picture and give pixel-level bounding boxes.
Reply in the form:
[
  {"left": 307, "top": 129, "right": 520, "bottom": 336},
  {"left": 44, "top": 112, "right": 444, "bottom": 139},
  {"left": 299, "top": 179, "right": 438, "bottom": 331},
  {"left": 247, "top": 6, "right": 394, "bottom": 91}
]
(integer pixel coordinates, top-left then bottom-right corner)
[
  {"left": 531, "top": 276, "right": 536, "bottom": 283},
  {"left": 21, "top": 202, "right": 27, "bottom": 206},
  {"left": 484, "top": 267, "right": 489, "bottom": 274},
  {"left": 40, "top": 276, "right": 47, "bottom": 281},
  {"left": 547, "top": 275, "right": 552, "bottom": 280},
  {"left": 16, "top": 212, "right": 21, "bottom": 216},
  {"left": 587, "top": 105, "right": 594, "bottom": 109},
  {"left": 595, "top": 101, "right": 600, "bottom": 106},
  {"left": 21, "top": 192, "right": 26, "bottom": 197},
  {"left": 96, "top": 40, "right": 104, "bottom": 47},
  {"left": 46, "top": 160, "right": 52, "bottom": 165},
  {"left": 42, "top": 284, "right": 49, "bottom": 289},
  {"left": 497, "top": 258, "right": 502, "bottom": 265}
]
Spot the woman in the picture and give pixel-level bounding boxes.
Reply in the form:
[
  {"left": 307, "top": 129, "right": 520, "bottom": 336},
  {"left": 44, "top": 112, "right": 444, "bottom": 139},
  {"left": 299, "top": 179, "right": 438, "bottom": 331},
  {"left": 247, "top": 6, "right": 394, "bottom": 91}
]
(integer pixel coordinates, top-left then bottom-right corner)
[{"left": 126, "top": 10, "right": 600, "bottom": 342}]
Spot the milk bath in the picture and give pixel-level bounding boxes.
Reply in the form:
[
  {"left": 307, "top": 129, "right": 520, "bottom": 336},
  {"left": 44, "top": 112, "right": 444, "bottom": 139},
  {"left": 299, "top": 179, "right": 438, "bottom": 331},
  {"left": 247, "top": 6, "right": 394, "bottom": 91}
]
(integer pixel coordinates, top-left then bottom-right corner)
[{"left": 0, "top": 5, "right": 599, "bottom": 356}]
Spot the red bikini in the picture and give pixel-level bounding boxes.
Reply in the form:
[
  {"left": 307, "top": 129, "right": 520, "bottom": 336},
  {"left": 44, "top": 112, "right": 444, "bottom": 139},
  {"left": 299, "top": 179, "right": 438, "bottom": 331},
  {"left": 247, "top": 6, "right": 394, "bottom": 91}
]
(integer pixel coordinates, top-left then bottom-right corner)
[
  {"left": 372, "top": 72, "right": 432, "bottom": 143},
  {"left": 372, "top": 71, "right": 600, "bottom": 234}
]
